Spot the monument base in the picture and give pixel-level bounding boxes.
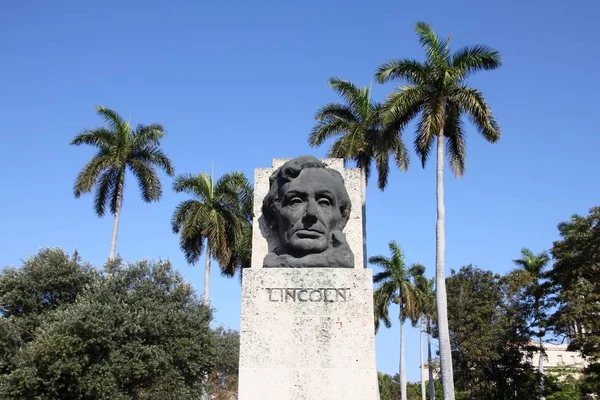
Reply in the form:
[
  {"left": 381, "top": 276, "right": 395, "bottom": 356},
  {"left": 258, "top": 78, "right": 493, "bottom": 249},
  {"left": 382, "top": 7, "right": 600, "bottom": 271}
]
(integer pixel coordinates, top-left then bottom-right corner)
[{"left": 238, "top": 268, "right": 378, "bottom": 400}]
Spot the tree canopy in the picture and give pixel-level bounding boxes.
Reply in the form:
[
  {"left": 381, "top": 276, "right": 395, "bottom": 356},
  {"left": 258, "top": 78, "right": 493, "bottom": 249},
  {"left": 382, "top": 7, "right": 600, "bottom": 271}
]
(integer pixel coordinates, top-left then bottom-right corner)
[{"left": 0, "top": 248, "right": 234, "bottom": 400}]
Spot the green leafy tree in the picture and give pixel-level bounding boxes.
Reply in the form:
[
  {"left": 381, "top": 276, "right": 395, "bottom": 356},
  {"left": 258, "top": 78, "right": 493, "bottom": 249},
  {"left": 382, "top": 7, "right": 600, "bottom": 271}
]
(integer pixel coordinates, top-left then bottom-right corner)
[
  {"left": 372, "top": 241, "right": 422, "bottom": 400},
  {"left": 0, "top": 250, "right": 217, "bottom": 399},
  {"left": 378, "top": 373, "right": 443, "bottom": 400},
  {"left": 208, "top": 327, "right": 240, "bottom": 400},
  {"left": 445, "top": 265, "right": 536, "bottom": 400},
  {"left": 375, "top": 22, "right": 502, "bottom": 399},
  {"left": 171, "top": 171, "right": 252, "bottom": 305},
  {"left": 0, "top": 249, "right": 96, "bottom": 376},
  {"left": 309, "top": 78, "right": 409, "bottom": 265},
  {"left": 71, "top": 106, "right": 175, "bottom": 260},
  {"left": 378, "top": 372, "right": 400, "bottom": 400},
  {"left": 547, "top": 207, "right": 600, "bottom": 396}
]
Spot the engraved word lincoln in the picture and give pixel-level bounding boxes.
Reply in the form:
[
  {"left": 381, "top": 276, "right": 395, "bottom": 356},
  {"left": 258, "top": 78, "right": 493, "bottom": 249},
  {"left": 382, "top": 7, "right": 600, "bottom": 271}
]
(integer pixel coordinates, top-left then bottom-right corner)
[{"left": 261, "top": 156, "right": 354, "bottom": 268}]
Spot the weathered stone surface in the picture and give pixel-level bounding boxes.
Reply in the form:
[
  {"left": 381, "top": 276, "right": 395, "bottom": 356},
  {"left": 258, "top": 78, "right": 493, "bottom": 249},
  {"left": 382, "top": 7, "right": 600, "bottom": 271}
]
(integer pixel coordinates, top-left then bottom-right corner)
[
  {"left": 238, "top": 268, "right": 378, "bottom": 400},
  {"left": 239, "top": 157, "right": 377, "bottom": 399}
]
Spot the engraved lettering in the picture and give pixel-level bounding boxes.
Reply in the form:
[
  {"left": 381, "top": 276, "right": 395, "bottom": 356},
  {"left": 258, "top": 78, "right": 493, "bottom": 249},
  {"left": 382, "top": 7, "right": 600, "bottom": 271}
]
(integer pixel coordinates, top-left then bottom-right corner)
[
  {"left": 297, "top": 289, "right": 309, "bottom": 302},
  {"left": 285, "top": 288, "right": 296, "bottom": 302},
  {"left": 267, "top": 288, "right": 279, "bottom": 302},
  {"left": 324, "top": 288, "right": 334, "bottom": 303},
  {"left": 264, "top": 287, "right": 350, "bottom": 303},
  {"left": 336, "top": 288, "right": 347, "bottom": 302},
  {"left": 309, "top": 289, "right": 323, "bottom": 302}
]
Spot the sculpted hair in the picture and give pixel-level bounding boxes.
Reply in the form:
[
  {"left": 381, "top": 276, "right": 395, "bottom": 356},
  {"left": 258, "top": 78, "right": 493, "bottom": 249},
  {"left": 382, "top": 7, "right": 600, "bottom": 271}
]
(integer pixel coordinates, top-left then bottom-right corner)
[{"left": 262, "top": 156, "right": 351, "bottom": 229}]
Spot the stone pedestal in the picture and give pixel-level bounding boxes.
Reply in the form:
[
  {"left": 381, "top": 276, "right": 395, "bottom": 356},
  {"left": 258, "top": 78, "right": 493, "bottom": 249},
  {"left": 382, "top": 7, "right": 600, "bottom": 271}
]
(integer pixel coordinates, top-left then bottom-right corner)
[
  {"left": 238, "top": 268, "right": 378, "bottom": 400},
  {"left": 238, "top": 157, "right": 378, "bottom": 399}
]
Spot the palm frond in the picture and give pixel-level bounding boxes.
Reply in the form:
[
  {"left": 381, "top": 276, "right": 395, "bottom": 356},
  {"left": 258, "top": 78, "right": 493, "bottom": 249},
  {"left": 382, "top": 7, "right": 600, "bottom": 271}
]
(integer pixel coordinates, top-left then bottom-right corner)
[
  {"left": 381, "top": 86, "right": 426, "bottom": 128},
  {"left": 173, "top": 173, "right": 212, "bottom": 201},
  {"left": 94, "top": 106, "right": 126, "bottom": 132},
  {"left": 129, "top": 159, "right": 162, "bottom": 202},
  {"left": 374, "top": 280, "right": 397, "bottom": 332},
  {"left": 415, "top": 95, "right": 444, "bottom": 167},
  {"left": 328, "top": 78, "right": 367, "bottom": 114},
  {"left": 414, "top": 22, "right": 450, "bottom": 66},
  {"left": 314, "top": 103, "right": 357, "bottom": 123},
  {"left": 70, "top": 128, "right": 115, "bottom": 150},
  {"left": 171, "top": 200, "right": 202, "bottom": 233},
  {"left": 132, "top": 147, "right": 175, "bottom": 176},
  {"left": 205, "top": 209, "right": 230, "bottom": 266},
  {"left": 133, "top": 123, "right": 166, "bottom": 147},
  {"left": 452, "top": 44, "right": 502, "bottom": 79},
  {"left": 309, "top": 118, "right": 353, "bottom": 147},
  {"left": 73, "top": 153, "right": 113, "bottom": 197},
  {"left": 93, "top": 168, "right": 118, "bottom": 217},
  {"left": 369, "top": 255, "right": 392, "bottom": 270},
  {"left": 444, "top": 103, "right": 466, "bottom": 177},
  {"left": 450, "top": 87, "right": 501, "bottom": 143},
  {"left": 179, "top": 233, "right": 205, "bottom": 265},
  {"left": 214, "top": 171, "right": 252, "bottom": 212},
  {"left": 109, "top": 171, "right": 125, "bottom": 215},
  {"left": 373, "top": 270, "right": 392, "bottom": 283},
  {"left": 375, "top": 59, "right": 428, "bottom": 85},
  {"left": 373, "top": 148, "right": 390, "bottom": 190}
]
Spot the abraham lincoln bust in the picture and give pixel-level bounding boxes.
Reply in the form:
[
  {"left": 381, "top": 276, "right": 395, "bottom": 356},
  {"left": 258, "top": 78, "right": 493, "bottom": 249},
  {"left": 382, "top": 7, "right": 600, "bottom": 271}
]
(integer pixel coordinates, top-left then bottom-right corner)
[{"left": 261, "top": 156, "right": 354, "bottom": 268}]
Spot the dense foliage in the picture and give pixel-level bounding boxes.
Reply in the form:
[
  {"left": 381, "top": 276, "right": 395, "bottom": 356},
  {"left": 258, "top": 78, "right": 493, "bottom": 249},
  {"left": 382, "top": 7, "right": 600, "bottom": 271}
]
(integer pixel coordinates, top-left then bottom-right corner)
[
  {"left": 445, "top": 265, "right": 537, "bottom": 399},
  {"left": 547, "top": 206, "right": 600, "bottom": 396},
  {"left": 378, "top": 372, "right": 442, "bottom": 400},
  {"left": 0, "top": 249, "right": 237, "bottom": 400}
]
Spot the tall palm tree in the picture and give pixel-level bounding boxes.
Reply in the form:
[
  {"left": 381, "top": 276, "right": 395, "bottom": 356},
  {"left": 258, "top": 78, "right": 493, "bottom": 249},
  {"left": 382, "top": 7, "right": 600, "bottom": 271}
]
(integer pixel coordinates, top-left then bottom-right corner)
[
  {"left": 171, "top": 171, "right": 252, "bottom": 305},
  {"left": 512, "top": 247, "right": 550, "bottom": 399},
  {"left": 371, "top": 241, "right": 422, "bottom": 400},
  {"left": 309, "top": 77, "right": 409, "bottom": 266},
  {"left": 71, "top": 106, "right": 174, "bottom": 260},
  {"left": 375, "top": 22, "right": 502, "bottom": 399}
]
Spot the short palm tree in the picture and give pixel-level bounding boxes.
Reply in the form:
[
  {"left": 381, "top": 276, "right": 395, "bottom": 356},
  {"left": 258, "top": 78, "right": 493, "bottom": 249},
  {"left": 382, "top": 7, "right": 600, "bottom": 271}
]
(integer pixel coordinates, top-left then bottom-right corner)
[
  {"left": 71, "top": 106, "right": 174, "bottom": 260},
  {"left": 372, "top": 241, "right": 422, "bottom": 400},
  {"left": 375, "top": 22, "right": 502, "bottom": 399},
  {"left": 171, "top": 171, "right": 252, "bottom": 305},
  {"left": 512, "top": 247, "right": 550, "bottom": 399},
  {"left": 412, "top": 265, "right": 436, "bottom": 400},
  {"left": 309, "top": 77, "right": 409, "bottom": 265}
]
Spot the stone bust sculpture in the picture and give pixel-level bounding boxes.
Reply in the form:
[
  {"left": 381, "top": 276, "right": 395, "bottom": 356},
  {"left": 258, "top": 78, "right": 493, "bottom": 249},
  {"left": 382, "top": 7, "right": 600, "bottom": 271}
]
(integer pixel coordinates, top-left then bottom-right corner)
[{"left": 261, "top": 155, "right": 354, "bottom": 268}]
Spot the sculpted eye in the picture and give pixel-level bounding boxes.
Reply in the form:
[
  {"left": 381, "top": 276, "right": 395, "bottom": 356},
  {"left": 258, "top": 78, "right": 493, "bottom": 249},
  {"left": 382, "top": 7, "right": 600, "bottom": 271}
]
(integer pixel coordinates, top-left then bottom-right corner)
[
  {"left": 317, "top": 198, "right": 331, "bottom": 207},
  {"left": 289, "top": 197, "right": 303, "bottom": 205}
]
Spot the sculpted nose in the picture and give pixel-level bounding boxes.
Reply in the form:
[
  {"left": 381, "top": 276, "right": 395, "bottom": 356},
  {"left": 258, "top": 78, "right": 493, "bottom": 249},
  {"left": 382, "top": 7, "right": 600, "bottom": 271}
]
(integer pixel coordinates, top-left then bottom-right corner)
[{"left": 303, "top": 198, "right": 318, "bottom": 221}]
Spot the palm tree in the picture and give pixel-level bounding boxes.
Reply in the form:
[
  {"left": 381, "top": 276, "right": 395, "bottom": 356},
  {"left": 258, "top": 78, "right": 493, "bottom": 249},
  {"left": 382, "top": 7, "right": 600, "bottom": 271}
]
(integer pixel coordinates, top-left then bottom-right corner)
[
  {"left": 309, "top": 78, "right": 409, "bottom": 266},
  {"left": 512, "top": 247, "right": 550, "bottom": 399},
  {"left": 71, "top": 106, "right": 174, "bottom": 260},
  {"left": 371, "top": 241, "right": 422, "bottom": 400},
  {"left": 171, "top": 171, "right": 252, "bottom": 305},
  {"left": 412, "top": 266, "right": 437, "bottom": 400},
  {"left": 375, "top": 22, "right": 502, "bottom": 399}
]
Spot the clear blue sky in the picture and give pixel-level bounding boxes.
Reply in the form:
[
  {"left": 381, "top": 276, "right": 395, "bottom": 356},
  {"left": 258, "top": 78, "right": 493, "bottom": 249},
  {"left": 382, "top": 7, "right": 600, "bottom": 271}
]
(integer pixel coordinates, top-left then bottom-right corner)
[{"left": 1, "top": 0, "right": 599, "bottom": 383}]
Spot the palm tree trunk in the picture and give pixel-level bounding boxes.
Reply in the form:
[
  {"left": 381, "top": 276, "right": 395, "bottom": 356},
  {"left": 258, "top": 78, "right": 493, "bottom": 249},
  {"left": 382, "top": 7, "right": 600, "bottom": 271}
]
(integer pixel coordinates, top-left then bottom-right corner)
[
  {"left": 420, "top": 317, "right": 426, "bottom": 400},
  {"left": 108, "top": 173, "right": 124, "bottom": 261},
  {"left": 360, "top": 166, "right": 367, "bottom": 268},
  {"left": 204, "top": 244, "right": 211, "bottom": 306},
  {"left": 428, "top": 318, "right": 435, "bottom": 400},
  {"left": 435, "top": 130, "right": 455, "bottom": 400},
  {"left": 539, "top": 335, "right": 545, "bottom": 400},
  {"left": 400, "top": 316, "right": 407, "bottom": 400}
]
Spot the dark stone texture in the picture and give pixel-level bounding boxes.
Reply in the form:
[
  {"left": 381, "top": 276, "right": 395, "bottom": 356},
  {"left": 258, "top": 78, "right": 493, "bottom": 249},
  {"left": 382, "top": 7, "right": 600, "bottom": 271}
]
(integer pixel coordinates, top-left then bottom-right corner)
[{"left": 261, "top": 156, "right": 354, "bottom": 268}]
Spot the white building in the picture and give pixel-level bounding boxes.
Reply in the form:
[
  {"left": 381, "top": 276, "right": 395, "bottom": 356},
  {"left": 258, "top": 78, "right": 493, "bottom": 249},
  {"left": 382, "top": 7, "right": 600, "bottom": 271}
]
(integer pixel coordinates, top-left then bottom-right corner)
[{"left": 528, "top": 342, "right": 588, "bottom": 378}]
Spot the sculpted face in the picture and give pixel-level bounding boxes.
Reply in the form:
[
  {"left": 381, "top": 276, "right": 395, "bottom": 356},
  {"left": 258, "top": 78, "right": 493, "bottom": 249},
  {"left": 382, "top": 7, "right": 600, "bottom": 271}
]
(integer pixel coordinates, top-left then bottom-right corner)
[{"left": 274, "top": 168, "right": 342, "bottom": 256}]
